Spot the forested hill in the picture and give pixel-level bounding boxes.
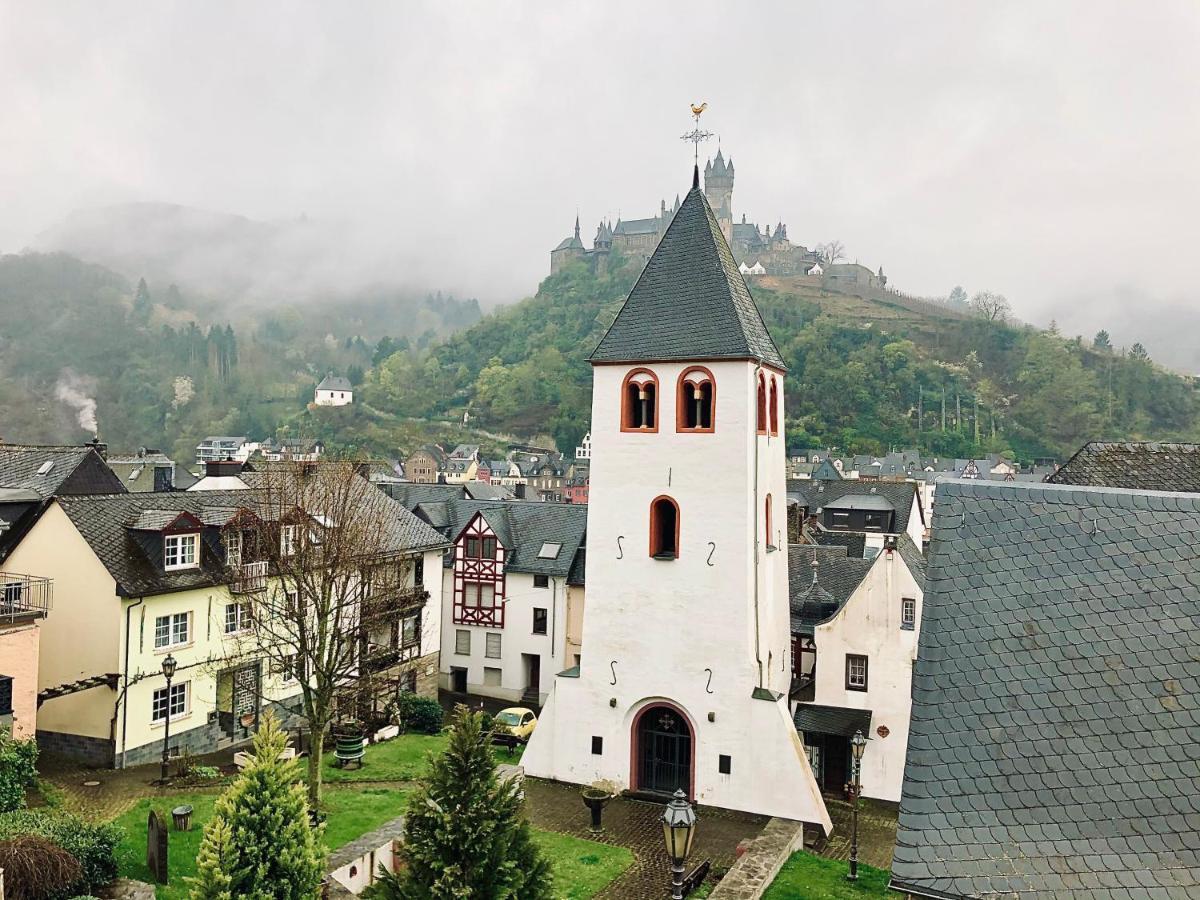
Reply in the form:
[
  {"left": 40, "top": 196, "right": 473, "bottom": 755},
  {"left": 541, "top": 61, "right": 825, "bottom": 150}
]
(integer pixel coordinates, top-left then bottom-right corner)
[
  {"left": 0, "top": 252, "right": 480, "bottom": 458},
  {"left": 363, "top": 259, "right": 1200, "bottom": 461}
]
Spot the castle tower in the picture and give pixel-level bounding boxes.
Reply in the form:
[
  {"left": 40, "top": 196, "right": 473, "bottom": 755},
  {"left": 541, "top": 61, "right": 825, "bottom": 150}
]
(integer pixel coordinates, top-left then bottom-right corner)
[
  {"left": 704, "top": 149, "right": 735, "bottom": 242},
  {"left": 550, "top": 213, "right": 587, "bottom": 274},
  {"left": 522, "top": 167, "right": 831, "bottom": 830}
]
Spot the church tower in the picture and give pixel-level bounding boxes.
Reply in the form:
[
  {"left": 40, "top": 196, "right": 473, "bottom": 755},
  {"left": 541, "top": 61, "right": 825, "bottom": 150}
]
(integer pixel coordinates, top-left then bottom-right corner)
[
  {"left": 703, "top": 149, "right": 735, "bottom": 241},
  {"left": 523, "top": 167, "right": 831, "bottom": 830}
]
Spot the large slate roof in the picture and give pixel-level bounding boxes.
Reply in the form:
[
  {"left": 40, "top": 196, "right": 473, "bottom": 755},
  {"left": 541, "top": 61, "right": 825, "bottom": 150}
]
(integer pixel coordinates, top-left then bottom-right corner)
[
  {"left": 0, "top": 444, "right": 124, "bottom": 498},
  {"left": 589, "top": 177, "right": 786, "bottom": 368},
  {"left": 1047, "top": 441, "right": 1200, "bottom": 492},
  {"left": 432, "top": 499, "right": 587, "bottom": 580},
  {"left": 892, "top": 479, "right": 1200, "bottom": 899},
  {"left": 788, "top": 479, "right": 922, "bottom": 531},
  {"left": 55, "top": 485, "right": 447, "bottom": 598},
  {"left": 788, "top": 544, "right": 873, "bottom": 635}
]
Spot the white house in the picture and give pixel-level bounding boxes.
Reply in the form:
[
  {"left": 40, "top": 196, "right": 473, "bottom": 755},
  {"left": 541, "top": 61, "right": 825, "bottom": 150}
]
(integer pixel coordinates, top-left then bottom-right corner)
[
  {"left": 790, "top": 536, "right": 925, "bottom": 802},
  {"left": 314, "top": 375, "right": 353, "bottom": 407},
  {"left": 574, "top": 432, "right": 592, "bottom": 461},
  {"left": 434, "top": 500, "right": 587, "bottom": 706},
  {"left": 523, "top": 173, "right": 831, "bottom": 831}
]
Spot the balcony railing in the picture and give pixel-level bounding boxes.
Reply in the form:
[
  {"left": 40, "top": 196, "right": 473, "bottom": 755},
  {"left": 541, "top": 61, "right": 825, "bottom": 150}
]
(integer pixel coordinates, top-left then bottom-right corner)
[
  {"left": 0, "top": 572, "right": 52, "bottom": 623},
  {"left": 231, "top": 560, "right": 269, "bottom": 594}
]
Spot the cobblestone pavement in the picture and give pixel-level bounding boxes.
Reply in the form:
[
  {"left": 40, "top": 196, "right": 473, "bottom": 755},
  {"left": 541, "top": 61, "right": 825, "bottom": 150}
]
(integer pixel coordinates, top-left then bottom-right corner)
[
  {"left": 816, "top": 795, "right": 899, "bottom": 870},
  {"left": 524, "top": 778, "right": 768, "bottom": 900}
]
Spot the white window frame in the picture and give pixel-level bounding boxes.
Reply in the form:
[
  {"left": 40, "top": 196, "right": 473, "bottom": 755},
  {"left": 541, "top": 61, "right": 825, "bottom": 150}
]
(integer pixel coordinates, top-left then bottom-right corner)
[
  {"left": 901, "top": 598, "right": 917, "bottom": 631},
  {"left": 280, "top": 524, "right": 299, "bottom": 558},
  {"left": 152, "top": 681, "right": 189, "bottom": 723},
  {"left": 154, "top": 612, "right": 191, "bottom": 650},
  {"left": 846, "top": 654, "right": 868, "bottom": 691},
  {"left": 225, "top": 602, "right": 252, "bottom": 634},
  {"left": 164, "top": 533, "right": 199, "bottom": 571},
  {"left": 225, "top": 530, "right": 242, "bottom": 567},
  {"left": 485, "top": 632, "right": 502, "bottom": 660}
]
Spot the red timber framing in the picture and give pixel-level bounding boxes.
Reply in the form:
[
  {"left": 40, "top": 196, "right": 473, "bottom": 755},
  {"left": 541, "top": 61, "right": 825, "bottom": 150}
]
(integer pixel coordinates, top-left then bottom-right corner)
[{"left": 452, "top": 512, "right": 507, "bottom": 628}]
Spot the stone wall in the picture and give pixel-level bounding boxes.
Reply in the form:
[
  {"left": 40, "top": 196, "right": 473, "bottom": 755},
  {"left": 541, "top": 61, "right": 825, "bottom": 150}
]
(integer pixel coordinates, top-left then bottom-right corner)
[
  {"left": 708, "top": 818, "right": 805, "bottom": 900},
  {"left": 36, "top": 729, "right": 115, "bottom": 768}
]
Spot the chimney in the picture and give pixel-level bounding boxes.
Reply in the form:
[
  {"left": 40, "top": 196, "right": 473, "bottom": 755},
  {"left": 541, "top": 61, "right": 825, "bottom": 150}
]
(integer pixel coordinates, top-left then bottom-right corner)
[
  {"left": 87, "top": 437, "right": 108, "bottom": 460},
  {"left": 514, "top": 483, "right": 527, "bottom": 500},
  {"left": 206, "top": 459, "right": 244, "bottom": 478}
]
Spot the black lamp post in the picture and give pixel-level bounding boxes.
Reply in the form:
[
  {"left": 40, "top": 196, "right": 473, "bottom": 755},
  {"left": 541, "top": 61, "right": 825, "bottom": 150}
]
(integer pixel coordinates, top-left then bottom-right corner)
[
  {"left": 160, "top": 653, "right": 178, "bottom": 782},
  {"left": 661, "top": 788, "right": 697, "bottom": 900},
  {"left": 847, "top": 729, "right": 867, "bottom": 882}
]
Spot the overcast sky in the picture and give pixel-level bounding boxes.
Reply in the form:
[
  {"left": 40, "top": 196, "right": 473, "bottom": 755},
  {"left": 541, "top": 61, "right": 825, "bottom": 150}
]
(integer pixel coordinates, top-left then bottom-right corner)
[{"left": 2, "top": 2, "right": 1198, "bottom": 364}]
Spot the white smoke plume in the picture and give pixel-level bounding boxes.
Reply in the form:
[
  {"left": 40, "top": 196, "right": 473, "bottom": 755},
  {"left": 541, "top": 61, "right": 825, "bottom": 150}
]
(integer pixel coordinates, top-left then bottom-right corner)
[{"left": 55, "top": 370, "right": 98, "bottom": 435}]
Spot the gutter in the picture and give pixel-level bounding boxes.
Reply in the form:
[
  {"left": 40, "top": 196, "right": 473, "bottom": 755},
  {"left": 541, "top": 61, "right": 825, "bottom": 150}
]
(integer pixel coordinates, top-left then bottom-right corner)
[{"left": 119, "top": 594, "right": 145, "bottom": 770}]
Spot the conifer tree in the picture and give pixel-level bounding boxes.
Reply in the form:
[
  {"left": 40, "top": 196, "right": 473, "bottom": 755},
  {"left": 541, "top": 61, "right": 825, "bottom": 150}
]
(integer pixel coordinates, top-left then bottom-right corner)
[
  {"left": 188, "top": 712, "right": 325, "bottom": 900},
  {"left": 368, "top": 706, "right": 552, "bottom": 899}
]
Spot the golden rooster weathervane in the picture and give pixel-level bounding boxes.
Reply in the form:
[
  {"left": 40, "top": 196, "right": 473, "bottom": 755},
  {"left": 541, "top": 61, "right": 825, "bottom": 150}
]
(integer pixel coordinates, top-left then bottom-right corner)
[{"left": 680, "top": 102, "right": 713, "bottom": 168}]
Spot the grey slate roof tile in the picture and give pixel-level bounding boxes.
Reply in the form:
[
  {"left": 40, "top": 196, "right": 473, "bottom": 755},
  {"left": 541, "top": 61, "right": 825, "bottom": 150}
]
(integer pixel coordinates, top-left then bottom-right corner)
[
  {"left": 1049, "top": 442, "right": 1200, "bottom": 492},
  {"left": 892, "top": 478, "right": 1200, "bottom": 899},
  {"left": 589, "top": 178, "right": 786, "bottom": 368}
]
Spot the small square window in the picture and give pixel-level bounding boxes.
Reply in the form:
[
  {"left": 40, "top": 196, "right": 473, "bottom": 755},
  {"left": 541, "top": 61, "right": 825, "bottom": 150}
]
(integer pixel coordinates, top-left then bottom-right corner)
[
  {"left": 483, "top": 666, "right": 502, "bottom": 687},
  {"left": 719, "top": 754, "right": 732, "bottom": 775},
  {"left": 164, "top": 533, "right": 199, "bottom": 570},
  {"left": 455, "top": 629, "right": 471, "bottom": 656},
  {"left": 537, "top": 542, "right": 562, "bottom": 559},
  {"left": 591, "top": 736, "right": 603, "bottom": 755},
  {"left": 485, "top": 633, "right": 502, "bottom": 659},
  {"left": 533, "top": 608, "right": 548, "bottom": 635},
  {"left": 533, "top": 574, "right": 549, "bottom": 589}
]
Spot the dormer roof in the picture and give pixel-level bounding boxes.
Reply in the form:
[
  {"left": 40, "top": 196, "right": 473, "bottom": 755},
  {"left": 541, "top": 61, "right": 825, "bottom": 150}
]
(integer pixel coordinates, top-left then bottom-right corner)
[{"left": 589, "top": 175, "right": 786, "bottom": 369}]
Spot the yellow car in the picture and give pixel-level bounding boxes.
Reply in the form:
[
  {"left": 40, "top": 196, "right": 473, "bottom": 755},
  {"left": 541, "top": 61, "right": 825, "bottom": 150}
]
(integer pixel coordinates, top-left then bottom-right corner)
[{"left": 494, "top": 707, "right": 538, "bottom": 743}]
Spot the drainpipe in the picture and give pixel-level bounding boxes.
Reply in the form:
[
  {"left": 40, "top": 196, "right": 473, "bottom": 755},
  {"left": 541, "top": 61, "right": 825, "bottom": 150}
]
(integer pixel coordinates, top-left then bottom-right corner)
[
  {"left": 752, "top": 365, "right": 764, "bottom": 688},
  {"left": 120, "top": 595, "right": 145, "bottom": 770}
]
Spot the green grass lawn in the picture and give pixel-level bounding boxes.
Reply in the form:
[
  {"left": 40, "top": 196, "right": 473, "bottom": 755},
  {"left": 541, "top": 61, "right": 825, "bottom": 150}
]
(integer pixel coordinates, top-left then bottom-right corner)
[
  {"left": 111, "top": 785, "right": 408, "bottom": 899},
  {"left": 533, "top": 830, "right": 633, "bottom": 900},
  {"left": 322, "top": 731, "right": 524, "bottom": 783},
  {"left": 763, "top": 851, "right": 897, "bottom": 899}
]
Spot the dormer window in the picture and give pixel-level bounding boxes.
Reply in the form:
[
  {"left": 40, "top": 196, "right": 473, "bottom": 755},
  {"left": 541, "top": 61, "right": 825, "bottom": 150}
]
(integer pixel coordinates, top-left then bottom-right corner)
[
  {"left": 164, "top": 533, "right": 199, "bottom": 571},
  {"left": 677, "top": 367, "right": 715, "bottom": 432},
  {"left": 621, "top": 369, "right": 659, "bottom": 432}
]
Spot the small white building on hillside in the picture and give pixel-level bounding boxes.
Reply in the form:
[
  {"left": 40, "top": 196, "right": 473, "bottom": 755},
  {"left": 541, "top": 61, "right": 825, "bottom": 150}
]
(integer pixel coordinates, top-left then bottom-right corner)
[{"left": 314, "top": 375, "right": 353, "bottom": 407}]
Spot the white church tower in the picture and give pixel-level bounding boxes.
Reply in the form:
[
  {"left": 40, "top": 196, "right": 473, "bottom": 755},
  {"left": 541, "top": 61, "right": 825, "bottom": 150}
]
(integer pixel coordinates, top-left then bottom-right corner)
[{"left": 523, "top": 167, "right": 831, "bottom": 830}]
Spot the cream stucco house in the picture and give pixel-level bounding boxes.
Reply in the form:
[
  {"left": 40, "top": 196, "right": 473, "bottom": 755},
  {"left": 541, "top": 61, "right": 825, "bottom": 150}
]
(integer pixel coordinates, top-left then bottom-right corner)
[{"left": 4, "top": 486, "right": 447, "bottom": 768}]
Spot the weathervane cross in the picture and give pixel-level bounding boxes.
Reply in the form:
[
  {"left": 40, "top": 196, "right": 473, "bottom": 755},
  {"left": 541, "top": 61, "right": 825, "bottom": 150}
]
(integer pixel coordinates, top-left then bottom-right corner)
[{"left": 680, "top": 102, "right": 713, "bottom": 167}]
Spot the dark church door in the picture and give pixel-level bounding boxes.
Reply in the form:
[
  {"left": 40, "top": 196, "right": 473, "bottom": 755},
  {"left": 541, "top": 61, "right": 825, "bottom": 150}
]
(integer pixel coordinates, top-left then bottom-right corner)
[{"left": 637, "top": 706, "right": 692, "bottom": 796}]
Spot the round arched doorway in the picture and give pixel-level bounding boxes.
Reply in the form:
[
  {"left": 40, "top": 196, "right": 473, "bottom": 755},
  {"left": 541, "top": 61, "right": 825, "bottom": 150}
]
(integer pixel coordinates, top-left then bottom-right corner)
[{"left": 632, "top": 703, "right": 693, "bottom": 797}]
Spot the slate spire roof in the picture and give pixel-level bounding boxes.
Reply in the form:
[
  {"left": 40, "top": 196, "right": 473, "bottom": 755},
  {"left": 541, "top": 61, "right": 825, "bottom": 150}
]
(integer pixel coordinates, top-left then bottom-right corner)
[{"left": 589, "top": 173, "right": 786, "bottom": 369}]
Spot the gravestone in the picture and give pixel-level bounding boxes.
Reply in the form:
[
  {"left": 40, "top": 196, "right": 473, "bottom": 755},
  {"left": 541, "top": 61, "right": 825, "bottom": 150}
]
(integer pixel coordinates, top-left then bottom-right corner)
[{"left": 146, "top": 809, "right": 168, "bottom": 884}]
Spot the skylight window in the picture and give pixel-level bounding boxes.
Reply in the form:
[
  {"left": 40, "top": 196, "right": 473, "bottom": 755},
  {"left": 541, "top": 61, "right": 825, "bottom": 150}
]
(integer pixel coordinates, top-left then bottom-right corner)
[
  {"left": 36, "top": 461, "right": 54, "bottom": 476},
  {"left": 537, "top": 542, "right": 562, "bottom": 559}
]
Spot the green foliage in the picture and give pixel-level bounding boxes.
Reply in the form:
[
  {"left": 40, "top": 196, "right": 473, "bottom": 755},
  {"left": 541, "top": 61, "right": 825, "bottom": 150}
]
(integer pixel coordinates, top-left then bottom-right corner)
[
  {"left": 0, "top": 728, "right": 38, "bottom": 813},
  {"left": 374, "top": 706, "right": 553, "bottom": 899},
  {"left": 397, "top": 693, "right": 444, "bottom": 735},
  {"left": 0, "top": 810, "right": 121, "bottom": 897},
  {"left": 0, "top": 833, "right": 83, "bottom": 900},
  {"left": 188, "top": 712, "right": 325, "bottom": 900}
]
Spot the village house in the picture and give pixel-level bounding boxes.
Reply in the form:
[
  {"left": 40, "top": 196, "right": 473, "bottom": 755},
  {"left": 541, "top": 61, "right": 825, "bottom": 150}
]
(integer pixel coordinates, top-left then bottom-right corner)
[
  {"left": 0, "top": 571, "right": 52, "bottom": 739},
  {"left": 563, "top": 466, "right": 590, "bottom": 505},
  {"left": 314, "top": 374, "right": 353, "bottom": 407},
  {"left": 524, "top": 167, "right": 831, "bottom": 830},
  {"left": 106, "top": 449, "right": 177, "bottom": 492},
  {"left": 258, "top": 438, "right": 324, "bottom": 462},
  {"left": 787, "top": 478, "right": 925, "bottom": 556},
  {"left": 194, "top": 436, "right": 253, "bottom": 466},
  {"left": 892, "top": 478, "right": 1200, "bottom": 897},
  {"left": 1, "top": 486, "right": 446, "bottom": 767},
  {"left": 574, "top": 431, "right": 592, "bottom": 461},
  {"left": 789, "top": 534, "right": 925, "bottom": 802},
  {"left": 405, "top": 445, "right": 445, "bottom": 484}
]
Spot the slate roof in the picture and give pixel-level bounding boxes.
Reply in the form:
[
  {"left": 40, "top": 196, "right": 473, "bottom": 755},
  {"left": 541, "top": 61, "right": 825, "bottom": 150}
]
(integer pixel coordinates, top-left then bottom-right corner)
[
  {"left": 435, "top": 499, "right": 587, "bottom": 580},
  {"left": 892, "top": 479, "right": 1200, "bottom": 899},
  {"left": 1047, "top": 441, "right": 1200, "bottom": 492},
  {"left": 383, "top": 481, "right": 513, "bottom": 510},
  {"left": 788, "top": 544, "right": 872, "bottom": 635},
  {"left": 316, "top": 375, "right": 352, "bottom": 392},
  {"left": 589, "top": 177, "right": 786, "bottom": 368},
  {"left": 0, "top": 444, "right": 124, "bottom": 498},
  {"left": 794, "top": 704, "right": 872, "bottom": 738},
  {"left": 787, "top": 479, "right": 922, "bottom": 531},
  {"left": 55, "top": 485, "right": 447, "bottom": 598}
]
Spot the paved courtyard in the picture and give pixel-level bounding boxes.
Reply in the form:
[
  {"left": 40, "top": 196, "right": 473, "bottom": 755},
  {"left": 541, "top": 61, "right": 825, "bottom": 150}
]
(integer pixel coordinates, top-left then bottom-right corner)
[
  {"left": 819, "top": 795, "right": 899, "bottom": 870},
  {"left": 525, "top": 777, "right": 768, "bottom": 899}
]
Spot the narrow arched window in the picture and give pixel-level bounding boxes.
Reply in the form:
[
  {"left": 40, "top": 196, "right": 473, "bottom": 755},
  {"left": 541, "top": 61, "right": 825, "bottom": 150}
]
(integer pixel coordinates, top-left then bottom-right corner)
[
  {"left": 769, "top": 376, "right": 780, "bottom": 436},
  {"left": 621, "top": 369, "right": 659, "bottom": 432},
  {"left": 765, "top": 494, "right": 775, "bottom": 549},
  {"left": 649, "top": 495, "right": 680, "bottom": 559},
  {"left": 676, "top": 366, "right": 715, "bottom": 432},
  {"left": 756, "top": 373, "right": 767, "bottom": 434}
]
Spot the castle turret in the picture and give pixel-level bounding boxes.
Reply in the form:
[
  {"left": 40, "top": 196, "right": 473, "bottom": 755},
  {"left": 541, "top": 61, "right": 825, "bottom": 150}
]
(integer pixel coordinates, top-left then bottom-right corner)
[
  {"left": 704, "top": 149, "right": 734, "bottom": 241},
  {"left": 550, "top": 213, "right": 587, "bottom": 274}
]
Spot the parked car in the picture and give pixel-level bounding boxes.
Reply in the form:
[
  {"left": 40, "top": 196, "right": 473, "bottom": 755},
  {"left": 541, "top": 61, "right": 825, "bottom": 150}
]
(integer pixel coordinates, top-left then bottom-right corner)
[{"left": 494, "top": 707, "right": 538, "bottom": 743}]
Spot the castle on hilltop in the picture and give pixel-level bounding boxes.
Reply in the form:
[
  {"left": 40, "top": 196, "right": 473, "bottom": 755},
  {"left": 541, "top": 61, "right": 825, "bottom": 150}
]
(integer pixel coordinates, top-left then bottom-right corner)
[{"left": 551, "top": 149, "right": 826, "bottom": 278}]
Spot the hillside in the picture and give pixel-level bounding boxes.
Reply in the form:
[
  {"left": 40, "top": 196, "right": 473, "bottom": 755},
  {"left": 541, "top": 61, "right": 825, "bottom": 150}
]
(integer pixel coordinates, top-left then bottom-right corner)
[{"left": 363, "top": 259, "right": 1200, "bottom": 461}]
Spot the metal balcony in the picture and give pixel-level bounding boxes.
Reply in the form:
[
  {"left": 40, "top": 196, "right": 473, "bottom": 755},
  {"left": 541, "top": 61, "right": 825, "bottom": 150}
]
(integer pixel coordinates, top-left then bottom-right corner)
[
  {"left": 231, "top": 560, "right": 268, "bottom": 594},
  {"left": 0, "top": 572, "right": 52, "bottom": 623}
]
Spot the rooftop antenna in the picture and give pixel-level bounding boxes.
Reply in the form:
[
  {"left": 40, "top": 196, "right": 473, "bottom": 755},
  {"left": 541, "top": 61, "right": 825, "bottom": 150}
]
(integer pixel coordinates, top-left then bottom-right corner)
[{"left": 681, "top": 102, "right": 713, "bottom": 187}]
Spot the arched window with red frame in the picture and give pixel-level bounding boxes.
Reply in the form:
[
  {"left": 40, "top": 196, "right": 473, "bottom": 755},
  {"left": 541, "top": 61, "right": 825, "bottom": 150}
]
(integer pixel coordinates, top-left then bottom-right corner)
[
  {"left": 769, "top": 376, "right": 780, "bottom": 436},
  {"left": 765, "top": 493, "right": 774, "bottom": 549},
  {"left": 649, "top": 495, "right": 680, "bottom": 559},
  {"left": 756, "top": 373, "right": 767, "bottom": 434},
  {"left": 676, "top": 366, "right": 715, "bottom": 432},
  {"left": 621, "top": 368, "right": 659, "bottom": 432}
]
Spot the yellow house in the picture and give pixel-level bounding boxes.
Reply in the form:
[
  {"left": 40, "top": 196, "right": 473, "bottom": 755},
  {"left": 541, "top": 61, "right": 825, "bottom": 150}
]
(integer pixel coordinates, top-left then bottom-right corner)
[{"left": 4, "top": 489, "right": 447, "bottom": 768}]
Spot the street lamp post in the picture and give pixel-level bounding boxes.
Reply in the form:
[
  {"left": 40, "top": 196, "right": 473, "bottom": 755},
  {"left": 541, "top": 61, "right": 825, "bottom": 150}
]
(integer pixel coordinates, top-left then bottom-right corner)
[
  {"left": 159, "top": 654, "right": 178, "bottom": 783},
  {"left": 847, "top": 729, "right": 867, "bottom": 882},
  {"left": 661, "top": 788, "right": 697, "bottom": 900}
]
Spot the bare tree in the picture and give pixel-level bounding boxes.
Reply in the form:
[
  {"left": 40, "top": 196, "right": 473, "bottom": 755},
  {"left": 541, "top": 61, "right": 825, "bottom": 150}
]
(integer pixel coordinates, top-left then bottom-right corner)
[
  {"left": 816, "top": 240, "right": 846, "bottom": 266},
  {"left": 219, "top": 459, "right": 434, "bottom": 807},
  {"left": 969, "top": 290, "right": 1011, "bottom": 322}
]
